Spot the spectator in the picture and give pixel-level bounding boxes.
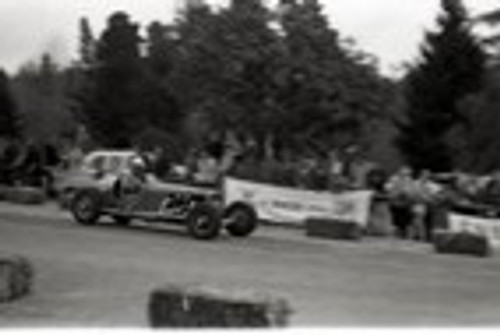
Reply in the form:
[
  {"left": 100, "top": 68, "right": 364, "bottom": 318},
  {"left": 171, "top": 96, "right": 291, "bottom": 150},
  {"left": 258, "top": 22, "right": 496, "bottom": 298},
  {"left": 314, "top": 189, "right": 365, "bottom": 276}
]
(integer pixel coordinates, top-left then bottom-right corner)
[
  {"left": 22, "top": 141, "right": 43, "bottom": 187},
  {"left": 229, "top": 149, "right": 259, "bottom": 181},
  {"left": 42, "top": 143, "right": 61, "bottom": 168},
  {"left": 342, "top": 145, "right": 358, "bottom": 183},
  {"left": 193, "top": 150, "right": 222, "bottom": 186},
  {"left": 327, "top": 149, "right": 353, "bottom": 192},
  {"left": 220, "top": 144, "right": 243, "bottom": 177},
  {"left": 411, "top": 170, "right": 443, "bottom": 242},
  {"left": 149, "top": 146, "right": 171, "bottom": 181},
  {"left": 309, "top": 157, "right": 328, "bottom": 191},
  {"left": 116, "top": 156, "right": 147, "bottom": 211},
  {"left": 39, "top": 143, "right": 60, "bottom": 197},
  {"left": 344, "top": 147, "right": 376, "bottom": 189},
  {"left": 385, "top": 166, "right": 416, "bottom": 239},
  {"left": 0, "top": 138, "right": 19, "bottom": 185},
  {"left": 5, "top": 139, "right": 26, "bottom": 185},
  {"left": 205, "top": 140, "right": 225, "bottom": 161},
  {"left": 366, "top": 167, "right": 388, "bottom": 193},
  {"left": 327, "top": 150, "right": 344, "bottom": 190},
  {"left": 480, "top": 172, "right": 500, "bottom": 207},
  {"left": 62, "top": 145, "right": 84, "bottom": 171},
  {"left": 296, "top": 157, "right": 315, "bottom": 190}
]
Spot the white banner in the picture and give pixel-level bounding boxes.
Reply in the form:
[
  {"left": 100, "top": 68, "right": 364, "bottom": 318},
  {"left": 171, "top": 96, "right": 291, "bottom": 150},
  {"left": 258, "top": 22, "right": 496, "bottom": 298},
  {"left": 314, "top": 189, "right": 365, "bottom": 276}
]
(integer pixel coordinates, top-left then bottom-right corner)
[
  {"left": 448, "top": 212, "right": 500, "bottom": 247},
  {"left": 224, "top": 177, "right": 373, "bottom": 227}
]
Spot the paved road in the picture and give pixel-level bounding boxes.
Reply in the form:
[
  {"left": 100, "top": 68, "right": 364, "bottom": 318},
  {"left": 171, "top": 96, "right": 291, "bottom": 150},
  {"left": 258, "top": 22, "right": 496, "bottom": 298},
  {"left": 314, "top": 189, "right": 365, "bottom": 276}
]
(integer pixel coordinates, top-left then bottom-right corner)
[{"left": 0, "top": 202, "right": 500, "bottom": 328}]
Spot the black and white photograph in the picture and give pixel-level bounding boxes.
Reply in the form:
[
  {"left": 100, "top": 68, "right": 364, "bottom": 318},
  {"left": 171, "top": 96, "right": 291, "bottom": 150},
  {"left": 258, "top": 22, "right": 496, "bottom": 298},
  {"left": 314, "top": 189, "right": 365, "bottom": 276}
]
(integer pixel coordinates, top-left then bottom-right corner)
[{"left": 0, "top": 0, "right": 500, "bottom": 329}]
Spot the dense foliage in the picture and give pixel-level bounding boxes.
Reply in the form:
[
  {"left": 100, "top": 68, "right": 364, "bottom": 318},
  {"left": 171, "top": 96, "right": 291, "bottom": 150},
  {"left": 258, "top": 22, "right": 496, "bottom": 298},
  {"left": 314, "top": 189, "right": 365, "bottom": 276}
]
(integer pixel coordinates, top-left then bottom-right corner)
[
  {"left": 0, "top": 70, "right": 21, "bottom": 139},
  {"left": 445, "top": 4, "right": 500, "bottom": 173},
  {"left": 72, "top": 0, "right": 394, "bottom": 159},
  {"left": 12, "top": 55, "right": 76, "bottom": 143},
  {"left": 395, "top": 0, "right": 486, "bottom": 172}
]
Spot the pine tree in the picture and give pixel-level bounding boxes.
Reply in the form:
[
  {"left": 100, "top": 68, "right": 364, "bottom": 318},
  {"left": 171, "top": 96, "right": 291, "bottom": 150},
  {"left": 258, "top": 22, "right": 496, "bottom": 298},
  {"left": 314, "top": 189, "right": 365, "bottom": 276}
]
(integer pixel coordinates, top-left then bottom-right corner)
[
  {"left": 146, "top": 22, "right": 175, "bottom": 78},
  {"left": 217, "top": 0, "right": 284, "bottom": 155},
  {"left": 457, "top": 70, "right": 500, "bottom": 173},
  {"left": 13, "top": 55, "right": 77, "bottom": 143},
  {"left": 0, "top": 70, "right": 21, "bottom": 139},
  {"left": 143, "top": 21, "right": 181, "bottom": 135},
  {"left": 278, "top": 0, "right": 391, "bottom": 155},
  {"left": 454, "top": 7, "right": 500, "bottom": 172},
  {"left": 396, "top": 0, "right": 486, "bottom": 172},
  {"left": 165, "top": 0, "right": 393, "bottom": 157},
  {"left": 169, "top": 0, "right": 282, "bottom": 153},
  {"left": 79, "top": 17, "right": 96, "bottom": 68},
  {"left": 78, "top": 11, "right": 146, "bottom": 148}
]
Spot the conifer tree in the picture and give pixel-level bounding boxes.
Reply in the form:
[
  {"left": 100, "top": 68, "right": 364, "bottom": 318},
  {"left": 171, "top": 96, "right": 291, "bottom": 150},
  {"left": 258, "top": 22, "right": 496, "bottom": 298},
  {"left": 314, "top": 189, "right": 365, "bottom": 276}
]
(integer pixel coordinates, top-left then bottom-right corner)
[
  {"left": 0, "top": 70, "right": 21, "bottom": 139},
  {"left": 396, "top": 0, "right": 485, "bottom": 172},
  {"left": 78, "top": 12, "right": 145, "bottom": 147}
]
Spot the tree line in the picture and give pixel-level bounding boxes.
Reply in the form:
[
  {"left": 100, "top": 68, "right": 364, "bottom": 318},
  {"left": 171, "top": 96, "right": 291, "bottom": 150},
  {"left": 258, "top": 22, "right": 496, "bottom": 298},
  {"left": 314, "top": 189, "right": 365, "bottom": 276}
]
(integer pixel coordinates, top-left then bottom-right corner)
[
  {"left": 73, "top": 0, "right": 395, "bottom": 162},
  {"left": 1, "top": 0, "right": 500, "bottom": 174}
]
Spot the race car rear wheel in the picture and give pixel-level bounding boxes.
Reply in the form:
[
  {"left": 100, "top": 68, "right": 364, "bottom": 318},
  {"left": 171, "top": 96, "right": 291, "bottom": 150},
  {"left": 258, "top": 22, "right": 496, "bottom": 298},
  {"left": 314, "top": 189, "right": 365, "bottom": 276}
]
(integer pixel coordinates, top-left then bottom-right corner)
[
  {"left": 186, "top": 203, "right": 221, "bottom": 240},
  {"left": 224, "top": 203, "right": 258, "bottom": 237},
  {"left": 71, "top": 190, "right": 102, "bottom": 225}
]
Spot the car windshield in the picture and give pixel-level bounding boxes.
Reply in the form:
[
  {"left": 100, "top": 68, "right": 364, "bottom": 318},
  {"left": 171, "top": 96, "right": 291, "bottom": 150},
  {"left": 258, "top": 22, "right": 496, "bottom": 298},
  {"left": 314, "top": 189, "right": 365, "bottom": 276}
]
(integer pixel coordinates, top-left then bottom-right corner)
[
  {"left": 108, "top": 156, "right": 126, "bottom": 174},
  {"left": 81, "top": 155, "right": 104, "bottom": 172}
]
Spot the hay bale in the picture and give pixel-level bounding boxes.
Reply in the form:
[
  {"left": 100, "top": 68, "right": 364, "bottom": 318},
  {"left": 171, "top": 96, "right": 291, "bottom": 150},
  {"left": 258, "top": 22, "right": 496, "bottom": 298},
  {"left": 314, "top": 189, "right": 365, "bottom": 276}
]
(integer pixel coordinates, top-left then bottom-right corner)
[
  {"left": 433, "top": 230, "right": 491, "bottom": 257},
  {"left": 5, "top": 187, "right": 46, "bottom": 205},
  {"left": 148, "top": 284, "right": 292, "bottom": 328},
  {"left": 0, "top": 256, "right": 34, "bottom": 302},
  {"left": 306, "top": 218, "right": 362, "bottom": 240}
]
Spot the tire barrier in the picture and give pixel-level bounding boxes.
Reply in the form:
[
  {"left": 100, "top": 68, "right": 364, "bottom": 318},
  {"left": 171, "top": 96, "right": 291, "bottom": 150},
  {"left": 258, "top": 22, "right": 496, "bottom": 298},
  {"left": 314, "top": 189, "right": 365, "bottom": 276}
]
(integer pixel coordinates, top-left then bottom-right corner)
[
  {"left": 148, "top": 284, "right": 292, "bottom": 328},
  {"left": 0, "top": 256, "right": 34, "bottom": 303},
  {"left": 306, "top": 218, "right": 362, "bottom": 241},
  {"left": 433, "top": 230, "right": 491, "bottom": 257},
  {"left": 0, "top": 186, "right": 46, "bottom": 205}
]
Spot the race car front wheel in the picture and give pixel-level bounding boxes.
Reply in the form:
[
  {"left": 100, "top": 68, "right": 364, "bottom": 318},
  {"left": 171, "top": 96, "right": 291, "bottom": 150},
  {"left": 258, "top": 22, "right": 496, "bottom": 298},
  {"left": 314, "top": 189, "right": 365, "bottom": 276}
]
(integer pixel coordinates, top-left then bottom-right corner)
[
  {"left": 186, "top": 203, "right": 221, "bottom": 240},
  {"left": 71, "top": 190, "right": 102, "bottom": 225},
  {"left": 224, "top": 203, "right": 258, "bottom": 237}
]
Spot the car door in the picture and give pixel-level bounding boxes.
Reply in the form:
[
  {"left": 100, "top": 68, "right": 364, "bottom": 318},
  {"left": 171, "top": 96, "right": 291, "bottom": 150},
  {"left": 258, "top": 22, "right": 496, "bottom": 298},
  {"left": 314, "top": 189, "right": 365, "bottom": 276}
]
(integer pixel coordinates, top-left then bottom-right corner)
[
  {"left": 112, "top": 173, "right": 168, "bottom": 216},
  {"left": 130, "top": 175, "right": 199, "bottom": 220}
]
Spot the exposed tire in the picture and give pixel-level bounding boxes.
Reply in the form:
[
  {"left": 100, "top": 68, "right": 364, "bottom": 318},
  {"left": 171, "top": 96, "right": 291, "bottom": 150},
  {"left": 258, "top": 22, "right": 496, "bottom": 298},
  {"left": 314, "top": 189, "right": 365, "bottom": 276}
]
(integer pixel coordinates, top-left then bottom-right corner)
[
  {"left": 112, "top": 215, "right": 131, "bottom": 226},
  {"left": 70, "top": 190, "right": 102, "bottom": 225},
  {"left": 224, "top": 203, "right": 258, "bottom": 237},
  {"left": 186, "top": 203, "right": 221, "bottom": 240}
]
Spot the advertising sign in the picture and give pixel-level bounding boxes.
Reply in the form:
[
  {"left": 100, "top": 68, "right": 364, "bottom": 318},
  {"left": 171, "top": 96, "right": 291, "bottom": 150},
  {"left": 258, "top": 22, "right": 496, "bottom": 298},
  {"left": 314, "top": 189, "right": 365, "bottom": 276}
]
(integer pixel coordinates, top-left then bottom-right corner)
[{"left": 224, "top": 177, "right": 373, "bottom": 227}]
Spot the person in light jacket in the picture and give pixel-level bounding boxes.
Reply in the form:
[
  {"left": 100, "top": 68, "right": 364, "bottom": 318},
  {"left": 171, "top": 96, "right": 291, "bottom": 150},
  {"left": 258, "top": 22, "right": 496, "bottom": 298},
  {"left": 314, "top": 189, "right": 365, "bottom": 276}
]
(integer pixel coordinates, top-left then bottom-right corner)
[{"left": 385, "top": 167, "right": 416, "bottom": 239}]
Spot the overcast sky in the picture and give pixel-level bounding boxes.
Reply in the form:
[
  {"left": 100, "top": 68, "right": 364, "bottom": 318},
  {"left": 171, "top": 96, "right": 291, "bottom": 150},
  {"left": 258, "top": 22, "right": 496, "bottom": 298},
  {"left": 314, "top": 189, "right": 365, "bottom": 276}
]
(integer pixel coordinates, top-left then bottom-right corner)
[{"left": 0, "top": 0, "right": 497, "bottom": 76}]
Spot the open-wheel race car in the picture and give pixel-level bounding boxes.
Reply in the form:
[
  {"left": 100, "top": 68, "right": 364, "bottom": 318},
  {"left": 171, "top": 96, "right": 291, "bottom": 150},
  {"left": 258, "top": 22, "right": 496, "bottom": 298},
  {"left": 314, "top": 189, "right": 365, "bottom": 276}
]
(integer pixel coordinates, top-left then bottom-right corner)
[{"left": 68, "top": 156, "right": 258, "bottom": 240}]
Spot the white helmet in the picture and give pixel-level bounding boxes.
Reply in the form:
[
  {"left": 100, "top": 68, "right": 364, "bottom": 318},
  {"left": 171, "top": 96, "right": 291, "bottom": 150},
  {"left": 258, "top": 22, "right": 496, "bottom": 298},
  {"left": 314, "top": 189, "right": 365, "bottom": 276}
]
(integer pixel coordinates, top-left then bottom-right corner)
[{"left": 130, "top": 156, "right": 146, "bottom": 171}]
